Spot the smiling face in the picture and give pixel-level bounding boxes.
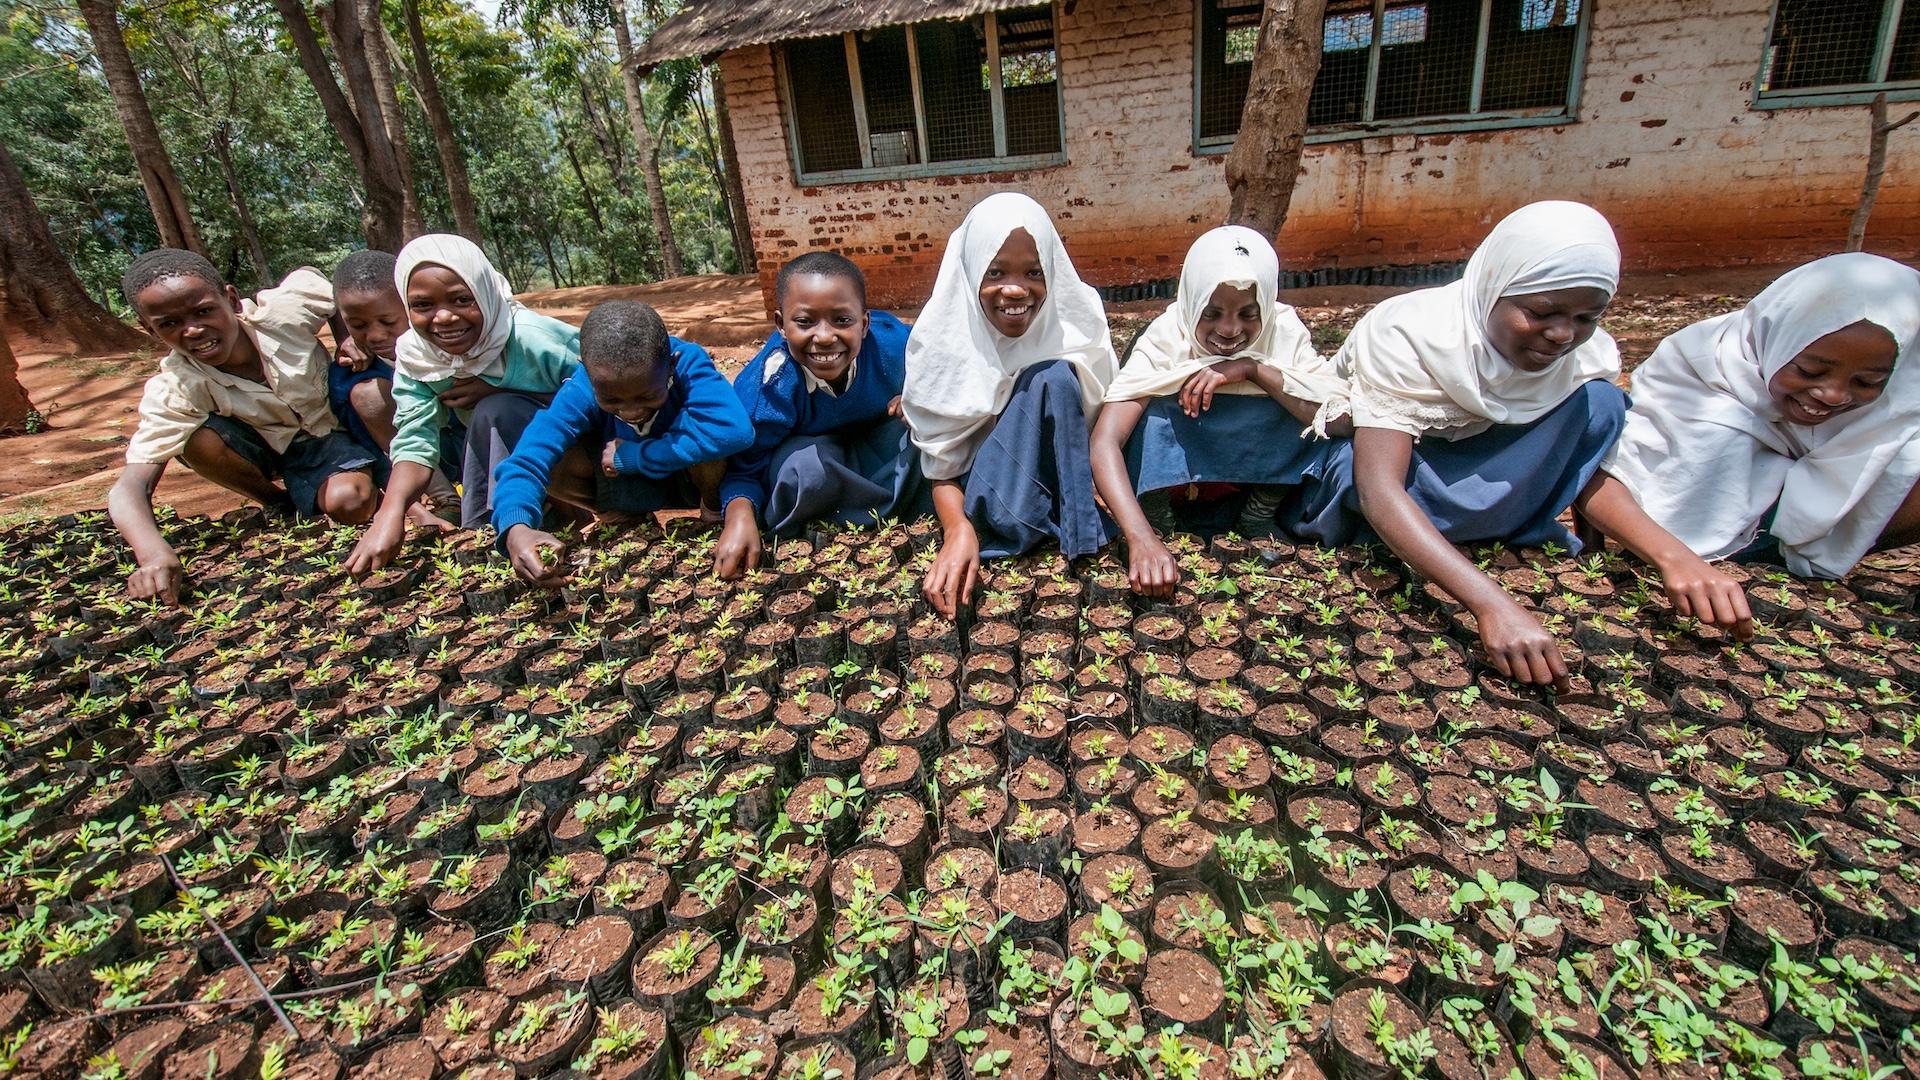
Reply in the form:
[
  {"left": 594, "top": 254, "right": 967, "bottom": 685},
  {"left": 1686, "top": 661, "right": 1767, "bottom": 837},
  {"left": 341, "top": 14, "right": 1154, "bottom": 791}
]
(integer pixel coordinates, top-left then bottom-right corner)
[
  {"left": 1486, "top": 286, "right": 1612, "bottom": 372},
  {"left": 338, "top": 287, "right": 410, "bottom": 362},
  {"left": 1196, "top": 282, "right": 1262, "bottom": 357},
  {"left": 776, "top": 272, "right": 869, "bottom": 389},
  {"left": 133, "top": 275, "right": 253, "bottom": 371},
  {"left": 978, "top": 228, "right": 1048, "bottom": 338},
  {"left": 589, "top": 364, "right": 673, "bottom": 429},
  {"left": 405, "top": 264, "right": 485, "bottom": 357},
  {"left": 1767, "top": 319, "right": 1897, "bottom": 426}
]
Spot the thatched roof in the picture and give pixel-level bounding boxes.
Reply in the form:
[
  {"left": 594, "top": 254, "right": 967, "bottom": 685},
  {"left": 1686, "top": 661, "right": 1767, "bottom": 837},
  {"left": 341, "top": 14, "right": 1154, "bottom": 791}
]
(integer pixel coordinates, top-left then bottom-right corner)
[{"left": 634, "top": 0, "right": 1040, "bottom": 65}]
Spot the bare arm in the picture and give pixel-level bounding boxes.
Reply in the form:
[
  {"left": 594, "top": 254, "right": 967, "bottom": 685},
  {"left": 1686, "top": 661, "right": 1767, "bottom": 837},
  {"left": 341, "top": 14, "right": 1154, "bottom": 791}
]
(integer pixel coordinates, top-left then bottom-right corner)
[
  {"left": 1575, "top": 472, "right": 1753, "bottom": 639},
  {"left": 1090, "top": 398, "right": 1177, "bottom": 598},
  {"left": 345, "top": 460, "right": 435, "bottom": 577},
  {"left": 109, "top": 462, "right": 184, "bottom": 602},
  {"left": 1353, "top": 426, "right": 1569, "bottom": 690},
  {"left": 922, "top": 479, "right": 979, "bottom": 619}
]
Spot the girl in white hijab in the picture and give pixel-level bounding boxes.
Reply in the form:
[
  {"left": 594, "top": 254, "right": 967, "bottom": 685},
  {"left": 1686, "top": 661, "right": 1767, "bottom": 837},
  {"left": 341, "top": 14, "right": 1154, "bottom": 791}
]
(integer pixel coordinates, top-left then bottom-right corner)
[
  {"left": 1092, "top": 226, "right": 1346, "bottom": 597},
  {"left": 346, "top": 234, "right": 582, "bottom": 576},
  {"left": 1290, "top": 201, "right": 1639, "bottom": 689},
  {"left": 902, "top": 192, "right": 1117, "bottom": 617},
  {"left": 1598, "top": 253, "right": 1920, "bottom": 580}
]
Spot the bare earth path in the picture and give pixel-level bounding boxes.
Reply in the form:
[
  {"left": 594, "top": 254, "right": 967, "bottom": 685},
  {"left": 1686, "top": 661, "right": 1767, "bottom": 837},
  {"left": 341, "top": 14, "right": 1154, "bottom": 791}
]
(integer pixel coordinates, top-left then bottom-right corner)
[{"left": 0, "top": 265, "right": 1794, "bottom": 527}]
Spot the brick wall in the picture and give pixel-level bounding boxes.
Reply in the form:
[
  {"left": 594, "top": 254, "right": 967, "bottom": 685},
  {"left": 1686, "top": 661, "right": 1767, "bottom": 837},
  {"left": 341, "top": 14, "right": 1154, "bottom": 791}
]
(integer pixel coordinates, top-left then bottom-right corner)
[{"left": 719, "top": 0, "right": 1919, "bottom": 310}]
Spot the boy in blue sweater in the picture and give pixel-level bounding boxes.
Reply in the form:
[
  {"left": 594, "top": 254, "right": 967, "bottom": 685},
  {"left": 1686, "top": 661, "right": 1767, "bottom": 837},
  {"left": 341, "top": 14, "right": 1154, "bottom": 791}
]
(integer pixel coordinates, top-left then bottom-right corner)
[
  {"left": 712, "top": 252, "right": 914, "bottom": 578},
  {"left": 494, "top": 300, "right": 753, "bottom": 584}
]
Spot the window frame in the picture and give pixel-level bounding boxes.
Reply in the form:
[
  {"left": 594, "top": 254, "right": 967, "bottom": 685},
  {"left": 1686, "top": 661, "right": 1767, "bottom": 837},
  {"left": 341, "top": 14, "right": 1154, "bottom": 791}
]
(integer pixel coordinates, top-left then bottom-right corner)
[
  {"left": 1752, "top": 0, "right": 1920, "bottom": 109},
  {"left": 1191, "top": 0, "right": 1594, "bottom": 154},
  {"left": 774, "top": 3, "right": 1069, "bottom": 185}
]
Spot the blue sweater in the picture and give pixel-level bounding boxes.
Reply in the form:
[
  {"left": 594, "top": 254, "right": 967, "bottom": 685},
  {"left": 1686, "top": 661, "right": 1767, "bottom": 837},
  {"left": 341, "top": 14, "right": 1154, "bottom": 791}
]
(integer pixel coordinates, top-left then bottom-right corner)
[
  {"left": 720, "top": 311, "right": 911, "bottom": 513},
  {"left": 491, "top": 337, "right": 753, "bottom": 541}
]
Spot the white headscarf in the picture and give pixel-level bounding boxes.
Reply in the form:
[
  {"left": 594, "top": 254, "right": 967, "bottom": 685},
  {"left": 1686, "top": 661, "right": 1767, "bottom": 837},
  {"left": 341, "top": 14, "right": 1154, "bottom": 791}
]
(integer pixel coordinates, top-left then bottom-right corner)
[
  {"left": 1316, "top": 200, "right": 1622, "bottom": 439},
  {"left": 392, "top": 234, "right": 522, "bottom": 383},
  {"left": 1104, "top": 225, "right": 1344, "bottom": 406},
  {"left": 1606, "top": 253, "right": 1920, "bottom": 579},
  {"left": 902, "top": 192, "right": 1117, "bottom": 481}
]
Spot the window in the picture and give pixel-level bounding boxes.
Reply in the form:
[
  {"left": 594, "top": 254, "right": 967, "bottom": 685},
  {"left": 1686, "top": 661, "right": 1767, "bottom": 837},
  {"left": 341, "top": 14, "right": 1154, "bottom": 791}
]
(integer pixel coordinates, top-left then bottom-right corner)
[
  {"left": 779, "top": 5, "right": 1065, "bottom": 182},
  {"left": 1757, "top": 0, "right": 1920, "bottom": 106},
  {"left": 1194, "top": 0, "right": 1589, "bottom": 150}
]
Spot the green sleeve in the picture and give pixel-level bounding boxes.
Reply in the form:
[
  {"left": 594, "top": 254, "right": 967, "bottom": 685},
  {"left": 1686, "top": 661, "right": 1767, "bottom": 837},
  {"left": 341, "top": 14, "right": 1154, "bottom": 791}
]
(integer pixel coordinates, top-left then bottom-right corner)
[{"left": 388, "top": 370, "right": 451, "bottom": 469}]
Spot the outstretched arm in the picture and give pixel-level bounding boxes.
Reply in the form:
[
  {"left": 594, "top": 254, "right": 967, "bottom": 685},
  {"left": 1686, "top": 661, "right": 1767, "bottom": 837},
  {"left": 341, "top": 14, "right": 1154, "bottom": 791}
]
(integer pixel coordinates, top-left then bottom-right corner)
[
  {"left": 1353, "top": 426, "right": 1569, "bottom": 690},
  {"left": 110, "top": 462, "right": 183, "bottom": 602},
  {"left": 922, "top": 480, "right": 979, "bottom": 619},
  {"left": 1575, "top": 471, "right": 1753, "bottom": 639},
  {"left": 1089, "top": 398, "right": 1177, "bottom": 598}
]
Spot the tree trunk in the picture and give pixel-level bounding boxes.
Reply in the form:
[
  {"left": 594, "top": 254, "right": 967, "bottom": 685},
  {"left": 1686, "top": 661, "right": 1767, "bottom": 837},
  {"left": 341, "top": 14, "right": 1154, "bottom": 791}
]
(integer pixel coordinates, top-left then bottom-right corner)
[
  {"left": 711, "top": 64, "right": 756, "bottom": 271},
  {"left": 609, "top": 0, "right": 684, "bottom": 278},
  {"left": 0, "top": 321, "right": 32, "bottom": 437},
  {"left": 212, "top": 124, "right": 272, "bottom": 285},
  {"left": 273, "top": 0, "right": 407, "bottom": 250},
  {"left": 402, "top": 0, "right": 482, "bottom": 242},
  {"left": 75, "top": 0, "right": 204, "bottom": 255},
  {"left": 1224, "top": 0, "right": 1327, "bottom": 238},
  {"left": 0, "top": 138, "right": 144, "bottom": 354},
  {"left": 359, "top": 0, "right": 424, "bottom": 238},
  {"left": 323, "top": 0, "right": 418, "bottom": 242},
  {"left": 1847, "top": 93, "right": 1920, "bottom": 253}
]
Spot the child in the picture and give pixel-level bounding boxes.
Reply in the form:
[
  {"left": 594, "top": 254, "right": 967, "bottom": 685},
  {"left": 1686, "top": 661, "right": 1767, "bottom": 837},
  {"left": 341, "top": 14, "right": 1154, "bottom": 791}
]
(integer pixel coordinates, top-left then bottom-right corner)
[
  {"left": 902, "top": 192, "right": 1117, "bottom": 618},
  {"left": 345, "top": 235, "right": 582, "bottom": 577},
  {"left": 1599, "top": 252, "right": 1920, "bottom": 581},
  {"left": 109, "top": 249, "right": 378, "bottom": 601},
  {"left": 493, "top": 299, "right": 754, "bottom": 585},
  {"left": 1092, "top": 226, "right": 1346, "bottom": 597},
  {"left": 1287, "top": 201, "right": 1637, "bottom": 690},
  {"left": 713, "top": 251, "right": 914, "bottom": 579}
]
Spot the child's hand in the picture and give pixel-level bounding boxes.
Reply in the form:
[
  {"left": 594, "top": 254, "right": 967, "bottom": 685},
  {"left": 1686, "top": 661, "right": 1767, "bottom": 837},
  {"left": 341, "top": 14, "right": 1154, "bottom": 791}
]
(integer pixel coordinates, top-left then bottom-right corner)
[
  {"left": 335, "top": 337, "right": 371, "bottom": 374},
  {"left": 1126, "top": 532, "right": 1179, "bottom": 599},
  {"left": 713, "top": 505, "right": 762, "bottom": 579},
  {"left": 1660, "top": 556, "right": 1755, "bottom": 641},
  {"left": 1476, "top": 596, "right": 1571, "bottom": 692},
  {"left": 504, "top": 525, "right": 568, "bottom": 587},
  {"left": 601, "top": 439, "right": 624, "bottom": 477},
  {"left": 126, "top": 555, "right": 184, "bottom": 603},
  {"left": 345, "top": 515, "right": 406, "bottom": 578},
  {"left": 887, "top": 395, "right": 903, "bottom": 418},
  {"left": 1179, "top": 358, "right": 1255, "bottom": 417},
  {"left": 438, "top": 377, "right": 498, "bottom": 410},
  {"left": 923, "top": 520, "right": 981, "bottom": 620}
]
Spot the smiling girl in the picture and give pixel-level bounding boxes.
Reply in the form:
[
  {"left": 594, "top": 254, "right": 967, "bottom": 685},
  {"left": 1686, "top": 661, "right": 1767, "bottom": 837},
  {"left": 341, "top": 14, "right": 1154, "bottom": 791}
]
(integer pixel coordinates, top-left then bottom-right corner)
[
  {"left": 901, "top": 192, "right": 1117, "bottom": 618},
  {"left": 345, "top": 235, "right": 582, "bottom": 577},
  {"left": 1287, "top": 201, "right": 1642, "bottom": 689},
  {"left": 1092, "top": 226, "right": 1347, "bottom": 597},
  {"left": 1600, "top": 253, "right": 1920, "bottom": 580}
]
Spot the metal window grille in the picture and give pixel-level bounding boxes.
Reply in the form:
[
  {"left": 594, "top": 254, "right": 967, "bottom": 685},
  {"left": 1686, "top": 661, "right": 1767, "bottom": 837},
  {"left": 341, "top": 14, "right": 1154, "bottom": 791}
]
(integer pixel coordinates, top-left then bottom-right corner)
[
  {"left": 1200, "top": 0, "right": 1584, "bottom": 142},
  {"left": 1198, "top": 0, "right": 1264, "bottom": 139},
  {"left": 785, "top": 7, "right": 1063, "bottom": 178},
  {"left": 1760, "top": 0, "right": 1910, "bottom": 93}
]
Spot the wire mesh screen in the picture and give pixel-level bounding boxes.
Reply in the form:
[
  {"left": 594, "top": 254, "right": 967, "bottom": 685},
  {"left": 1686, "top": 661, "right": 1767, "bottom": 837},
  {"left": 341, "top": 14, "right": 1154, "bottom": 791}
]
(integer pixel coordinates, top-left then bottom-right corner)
[
  {"left": 1199, "top": 0, "right": 1264, "bottom": 140},
  {"left": 1309, "top": 0, "right": 1375, "bottom": 125},
  {"left": 1887, "top": 1, "right": 1920, "bottom": 81},
  {"left": 786, "top": 35, "right": 863, "bottom": 174},
  {"left": 999, "top": 5, "right": 1062, "bottom": 156},
  {"left": 1373, "top": 0, "right": 1479, "bottom": 120},
  {"left": 1762, "top": 0, "right": 1884, "bottom": 91},
  {"left": 916, "top": 18, "right": 995, "bottom": 162},
  {"left": 857, "top": 26, "right": 920, "bottom": 166},
  {"left": 1481, "top": 0, "right": 1581, "bottom": 110}
]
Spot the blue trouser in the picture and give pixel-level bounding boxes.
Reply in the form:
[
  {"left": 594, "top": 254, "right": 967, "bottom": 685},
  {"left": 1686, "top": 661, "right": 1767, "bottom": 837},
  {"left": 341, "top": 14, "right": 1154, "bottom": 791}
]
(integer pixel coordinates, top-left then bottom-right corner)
[
  {"left": 960, "top": 359, "right": 1112, "bottom": 561},
  {"left": 762, "top": 418, "right": 924, "bottom": 536}
]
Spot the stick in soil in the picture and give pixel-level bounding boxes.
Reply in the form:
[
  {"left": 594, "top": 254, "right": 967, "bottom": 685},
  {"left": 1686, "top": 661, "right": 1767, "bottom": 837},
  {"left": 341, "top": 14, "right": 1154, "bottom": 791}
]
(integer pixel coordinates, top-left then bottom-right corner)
[{"left": 158, "top": 852, "right": 297, "bottom": 1039}]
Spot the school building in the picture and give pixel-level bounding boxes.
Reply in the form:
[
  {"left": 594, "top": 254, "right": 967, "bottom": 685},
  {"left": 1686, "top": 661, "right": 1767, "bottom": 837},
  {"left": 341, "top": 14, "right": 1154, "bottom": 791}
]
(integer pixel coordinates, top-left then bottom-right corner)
[{"left": 639, "top": 0, "right": 1920, "bottom": 308}]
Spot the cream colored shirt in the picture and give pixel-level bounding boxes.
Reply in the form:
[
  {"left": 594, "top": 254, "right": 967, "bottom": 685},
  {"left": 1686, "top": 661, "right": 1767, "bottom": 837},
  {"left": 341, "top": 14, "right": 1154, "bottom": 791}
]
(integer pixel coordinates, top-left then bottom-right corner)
[{"left": 125, "top": 268, "right": 339, "bottom": 465}]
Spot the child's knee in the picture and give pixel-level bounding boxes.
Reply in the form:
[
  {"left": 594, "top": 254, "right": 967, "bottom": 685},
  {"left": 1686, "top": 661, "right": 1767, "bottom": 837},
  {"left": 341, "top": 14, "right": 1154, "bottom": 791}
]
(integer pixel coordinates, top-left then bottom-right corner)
[
  {"left": 319, "top": 471, "right": 376, "bottom": 523},
  {"left": 180, "top": 424, "right": 230, "bottom": 469},
  {"left": 348, "top": 378, "right": 394, "bottom": 422},
  {"left": 1028, "top": 359, "right": 1080, "bottom": 395}
]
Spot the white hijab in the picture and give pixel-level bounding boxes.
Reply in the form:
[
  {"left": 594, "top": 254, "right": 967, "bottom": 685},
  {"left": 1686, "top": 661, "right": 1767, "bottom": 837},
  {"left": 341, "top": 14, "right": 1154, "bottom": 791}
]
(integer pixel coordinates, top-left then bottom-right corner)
[
  {"left": 1606, "top": 253, "right": 1920, "bottom": 579},
  {"left": 902, "top": 192, "right": 1117, "bottom": 481},
  {"left": 392, "top": 234, "right": 523, "bottom": 383},
  {"left": 1317, "top": 200, "right": 1622, "bottom": 439},
  {"left": 1105, "top": 225, "right": 1344, "bottom": 405}
]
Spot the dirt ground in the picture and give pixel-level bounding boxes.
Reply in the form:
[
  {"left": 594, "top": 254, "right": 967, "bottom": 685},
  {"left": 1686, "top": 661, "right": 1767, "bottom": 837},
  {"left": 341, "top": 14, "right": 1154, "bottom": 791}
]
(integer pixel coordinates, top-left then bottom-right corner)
[{"left": 0, "top": 264, "right": 1790, "bottom": 528}]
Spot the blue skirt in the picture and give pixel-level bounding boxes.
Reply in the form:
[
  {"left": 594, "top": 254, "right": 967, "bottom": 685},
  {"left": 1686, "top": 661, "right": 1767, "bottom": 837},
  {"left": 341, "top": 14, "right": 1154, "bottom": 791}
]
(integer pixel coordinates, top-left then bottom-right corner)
[
  {"left": 764, "top": 418, "right": 924, "bottom": 536},
  {"left": 962, "top": 359, "right": 1112, "bottom": 560},
  {"left": 1126, "top": 394, "right": 1332, "bottom": 493},
  {"left": 1285, "top": 380, "right": 1628, "bottom": 553}
]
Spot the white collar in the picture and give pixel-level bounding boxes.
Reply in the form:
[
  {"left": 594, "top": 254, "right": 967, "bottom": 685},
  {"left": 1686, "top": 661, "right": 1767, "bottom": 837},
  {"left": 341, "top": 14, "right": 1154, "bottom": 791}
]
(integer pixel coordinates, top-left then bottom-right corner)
[{"left": 765, "top": 346, "right": 855, "bottom": 398}]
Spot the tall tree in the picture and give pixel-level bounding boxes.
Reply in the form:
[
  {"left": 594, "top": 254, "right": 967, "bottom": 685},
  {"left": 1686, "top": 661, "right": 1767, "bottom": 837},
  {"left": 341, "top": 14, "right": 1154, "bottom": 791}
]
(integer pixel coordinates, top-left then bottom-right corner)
[
  {"left": 0, "top": 137, "right": 143, "bottom": 354},
  {"left": 273, "top": 0, "right": 409, "bottom": 250},
  {"left": 152, "top": 17, "right": 273, "bottom": 284},
  {"left": 0, "top": 316, "right": 31, "bottom": 437},
  {"left": 402, "top": 0, "right": 482, "bottom": 241},
  {"left": 710, "top": 65, "right": 754, "bottom": 271},
  {"left": 1224, "top": 0, "right": 1327, "bottom": 237},
  {"left": 74, "top": 0, "right": 204, "bottom": 255},
  {"left": 358, "top": 0, "right": 425, "bottom": 237},
  {"left": 609, "top": 0, "right": 682, "bottom": 277}
]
